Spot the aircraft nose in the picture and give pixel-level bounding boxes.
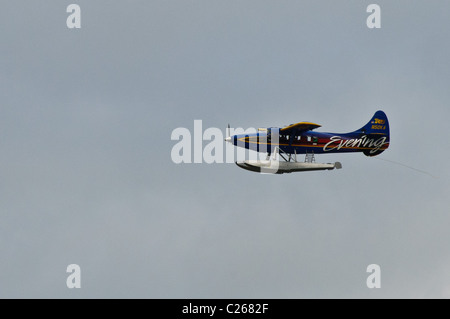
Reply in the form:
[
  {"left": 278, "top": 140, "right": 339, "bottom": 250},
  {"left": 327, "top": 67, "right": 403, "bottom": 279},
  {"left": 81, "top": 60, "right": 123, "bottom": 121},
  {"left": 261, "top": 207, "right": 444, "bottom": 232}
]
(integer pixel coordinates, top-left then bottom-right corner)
[{"left": 225, "top": 136, "right": 232, "bottom": 143}]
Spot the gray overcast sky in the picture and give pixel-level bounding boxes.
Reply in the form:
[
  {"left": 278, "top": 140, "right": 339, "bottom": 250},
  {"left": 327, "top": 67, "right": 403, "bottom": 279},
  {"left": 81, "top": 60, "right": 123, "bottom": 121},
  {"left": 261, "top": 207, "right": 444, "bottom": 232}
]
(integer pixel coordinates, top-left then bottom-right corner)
[{"left": 1, "top": 1, "right": 449, "bottom": 298}]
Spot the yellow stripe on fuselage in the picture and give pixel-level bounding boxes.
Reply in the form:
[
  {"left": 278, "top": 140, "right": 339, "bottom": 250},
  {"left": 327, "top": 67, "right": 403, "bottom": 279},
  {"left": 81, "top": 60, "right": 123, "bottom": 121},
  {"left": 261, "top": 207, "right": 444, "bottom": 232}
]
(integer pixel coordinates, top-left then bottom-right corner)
[{"left": 236, "top": 137, "right": 389, "bottom": 150}]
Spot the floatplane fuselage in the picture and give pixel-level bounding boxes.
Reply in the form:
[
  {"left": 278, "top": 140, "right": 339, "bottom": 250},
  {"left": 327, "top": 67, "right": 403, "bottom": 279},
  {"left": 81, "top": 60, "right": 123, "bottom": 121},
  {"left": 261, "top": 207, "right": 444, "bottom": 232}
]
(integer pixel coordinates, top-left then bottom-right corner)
[{"left": 225, "top": 110, "right": 390, "bottom": 174}]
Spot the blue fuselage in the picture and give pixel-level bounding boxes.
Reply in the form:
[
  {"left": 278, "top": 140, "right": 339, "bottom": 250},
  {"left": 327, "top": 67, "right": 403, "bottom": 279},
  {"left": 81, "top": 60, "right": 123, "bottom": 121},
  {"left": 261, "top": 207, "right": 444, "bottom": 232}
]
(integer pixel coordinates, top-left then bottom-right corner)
[{"left": 231, "top": 130, "right": 389, "bottom": 156}]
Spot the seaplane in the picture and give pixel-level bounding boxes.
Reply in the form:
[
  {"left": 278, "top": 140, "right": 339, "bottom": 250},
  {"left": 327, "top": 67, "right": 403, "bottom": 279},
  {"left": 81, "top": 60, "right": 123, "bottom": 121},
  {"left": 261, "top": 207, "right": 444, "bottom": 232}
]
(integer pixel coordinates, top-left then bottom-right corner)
[{"left": 225, "top": 110, "right": 390, "bottom": 174}]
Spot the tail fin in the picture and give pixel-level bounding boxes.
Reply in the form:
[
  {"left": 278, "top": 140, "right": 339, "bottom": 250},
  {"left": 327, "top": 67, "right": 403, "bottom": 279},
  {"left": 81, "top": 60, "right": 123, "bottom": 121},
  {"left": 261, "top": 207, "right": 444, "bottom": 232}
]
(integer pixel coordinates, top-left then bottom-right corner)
[
  {"left": 353, "top": 110, "right": 390, "bottom": 156},
  {"left": 359, "top": 110, "right": 390, "bottom": 136}
]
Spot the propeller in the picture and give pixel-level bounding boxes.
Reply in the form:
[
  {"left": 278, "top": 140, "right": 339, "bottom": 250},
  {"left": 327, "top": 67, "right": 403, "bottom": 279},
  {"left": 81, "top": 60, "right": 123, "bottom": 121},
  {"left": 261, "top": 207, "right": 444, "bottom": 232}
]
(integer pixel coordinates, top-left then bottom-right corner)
[{"left": 225, "top": 124, "right": 231, "bottom": 142}]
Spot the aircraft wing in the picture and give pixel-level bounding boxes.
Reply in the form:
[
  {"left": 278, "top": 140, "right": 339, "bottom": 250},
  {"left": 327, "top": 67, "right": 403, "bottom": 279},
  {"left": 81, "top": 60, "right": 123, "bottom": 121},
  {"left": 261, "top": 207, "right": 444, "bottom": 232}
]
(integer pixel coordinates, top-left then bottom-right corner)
[{"left": 280, "top": 121, "right": 321, "bottom": 133}]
